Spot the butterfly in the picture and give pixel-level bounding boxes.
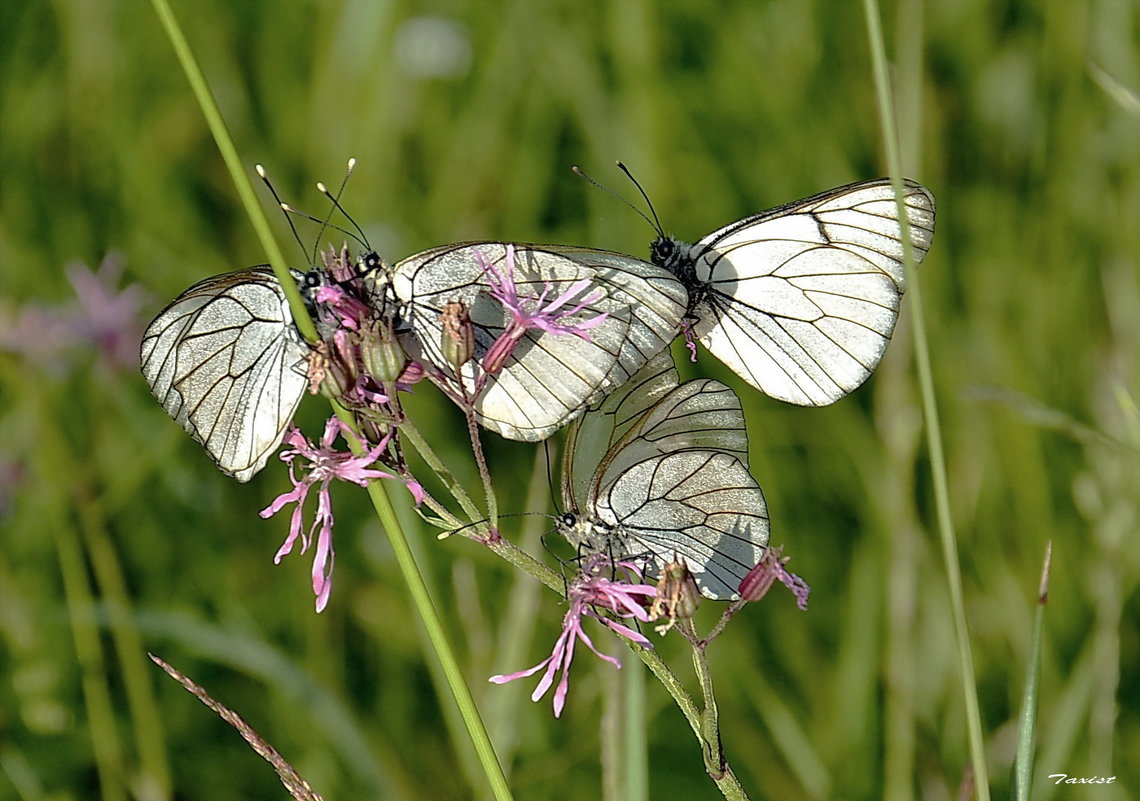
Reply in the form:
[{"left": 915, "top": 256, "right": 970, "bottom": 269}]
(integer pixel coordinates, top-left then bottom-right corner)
[
  {"left": 377, "top": 242, "right": 687, "bottom": 441},
  {"left": 142, "top": 241, "right": 687, "bottom": 478},
  {"left": 648, "top": 177, "right": 936, "bottom": 406},
  {"left": 140, "top": 267, "right": 316, "bottom": 482},
  {"left": 558, "top": 351, "right": 770, "bottom": 600}
]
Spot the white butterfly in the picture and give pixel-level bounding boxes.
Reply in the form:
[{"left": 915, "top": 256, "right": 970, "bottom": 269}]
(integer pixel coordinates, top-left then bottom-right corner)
[
  {"left": 142, "top": 240, "right": 686, "bottom": 479},
  {"left": 651, "top": 178, "right": 936, "bottom": 405},
  {"left": 380, "top": 242, "right": 687, "bottom": 441},
  {"left": 558, "top": 351, "right": 769, "bottom": 600},
  {"left": 140, "top": 268, "right": 314, "bottom": 482}
]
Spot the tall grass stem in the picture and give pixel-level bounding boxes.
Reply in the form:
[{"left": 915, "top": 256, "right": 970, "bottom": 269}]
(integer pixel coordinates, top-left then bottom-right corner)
[{"left": 862, "top": 1, "right": 991, "bottom": 797}]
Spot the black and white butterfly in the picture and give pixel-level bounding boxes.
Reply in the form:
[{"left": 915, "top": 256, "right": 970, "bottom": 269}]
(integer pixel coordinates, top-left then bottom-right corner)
[
  {"left": 142, "top": 241, "right": 687, "bottom": 478},
  {"left": 376, "top": 242, "right": 687, "bottom": 441},
  {"left": 140, "top": 267, "right": 318, "bottom": 482},
  {"left": 558, "top": 351, "right": 769, "bottom": 600},
  {"left": 647, "top": 177, "right": 936, "bottom": 406}
]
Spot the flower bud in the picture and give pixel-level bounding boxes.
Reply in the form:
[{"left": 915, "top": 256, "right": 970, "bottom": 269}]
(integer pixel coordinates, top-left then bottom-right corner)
[
  {"left": 441, "top": 301, "right": 476, "bottom": 368},
  {"left": 312, "top": 342, "right": 355, "bottom": 400},
  {"left": 737, "top": 546, "right": 811, "bottom": 609},
  {"left": 649, "top": 558, "right": 700, "bottom": 634},
  {"left": 361, "top": 318, "right": 408, "bottom": 382}
]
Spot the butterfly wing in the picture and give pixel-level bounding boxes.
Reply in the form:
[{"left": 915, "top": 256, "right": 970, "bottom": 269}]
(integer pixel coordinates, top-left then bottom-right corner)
[
  {"left": 392, "top": 243, "right": 685, "bottom": 441},
  {"left": 561, "top": 349, "right": 679, "bottom": 511},
  {"left": 140, "top": 268, "right": 310, "bottom": 481},
  {"left": 562, "top": 354, "right": 767, "bottom": 599},
  {"left": 598, "top": 450, "right": 769, "bottom": 600},
  {"left": 545, "top": 245, "right": 687, "bottom": 392},
  {"left": 688, "top": 179, "right": 935, "bottom": 405}
]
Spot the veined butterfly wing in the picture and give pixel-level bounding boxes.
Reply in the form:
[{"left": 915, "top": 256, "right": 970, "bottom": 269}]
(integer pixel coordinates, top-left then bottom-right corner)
[
  {"left": 598, "top": 450, "right": 768, "bottom": 600},
  {"left": 140, "top": 268, "right": 310, "bottom": 482},
  {"left": 560, "top": 354, "right": 769, "bottom": 600},
  {"left": 654, "top": 178, "right": 935, "bottom": 405},
  {"left": 391, "top": 242, "right": 686, "bottom": 441},
  {"left": 562, "top": 349, "right": 679, "bottom": 508}
]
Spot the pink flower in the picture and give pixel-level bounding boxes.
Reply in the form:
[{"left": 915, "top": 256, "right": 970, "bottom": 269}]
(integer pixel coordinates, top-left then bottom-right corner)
[
  {"left": 314, "top": 283, "right": 371, "bottom": 332},
  {"left": 679, "top": 318, "right": 699, "bottom": 363},
  {"left": 737, "top": 546, "right": 811, "bottom": 610},
  {"left": 0, "top": 253, "right": 144, "bottom": 371},
  {"left": 490, "top": 558, "right": 657, "bottom": 718},
  {"left": 259, "top": 417, "right": 424, "bottom": 612},
  {"left": 477, "top": 245, "right": 609, "bottom": 374},
  {"left": 66, "top": 255, "right": 146, "bottom": 367}
]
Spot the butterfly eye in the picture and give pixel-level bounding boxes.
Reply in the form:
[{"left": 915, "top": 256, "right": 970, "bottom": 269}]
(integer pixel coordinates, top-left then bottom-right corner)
[
  {"left": 358, "top": 251, "right": 383, "bottom": 275},
  {"left": 649, "top": 235, "right": 678, "bottom": 268}
]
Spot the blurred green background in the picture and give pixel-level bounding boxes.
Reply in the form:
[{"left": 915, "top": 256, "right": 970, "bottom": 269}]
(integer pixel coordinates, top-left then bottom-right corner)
[{"left": 1, "top": 1, "right": 1137, "bottom": 799}]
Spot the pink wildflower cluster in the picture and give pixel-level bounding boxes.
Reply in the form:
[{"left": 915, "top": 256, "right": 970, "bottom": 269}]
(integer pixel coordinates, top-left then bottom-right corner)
[
  {"left": 476, "top": 245, "right": 609, "bottom": 375},
  {"left": 490, "top": 557, "right": 657, "bottom": 718},
  {"left": 260, "top": 417, "right": 424, "bottom": 612},
  {"left": 1, "top": 254, "right": 145, "bottom": 372}
]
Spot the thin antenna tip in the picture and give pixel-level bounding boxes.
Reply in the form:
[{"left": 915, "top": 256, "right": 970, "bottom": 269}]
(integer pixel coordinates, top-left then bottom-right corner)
[
  {"left": 255, "top": 164, "right": 267, "bottom": 177},
  {"left": 316, "top": 182, "right": 329, "bottom": 194},
  {"left": 346, "top": 157, "right": 356, "bottom": 169}
]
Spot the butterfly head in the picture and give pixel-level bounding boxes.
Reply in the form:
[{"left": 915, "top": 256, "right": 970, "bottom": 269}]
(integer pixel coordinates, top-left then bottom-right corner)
[
  {"left": 299, "top": 269, "right": 329, "bottom": 307},
  {"left": 356, "top": 249, "right": 386, "bottom": 279},
  {"left": 650, "top": 234, "right": 696, "bottom": 280}
]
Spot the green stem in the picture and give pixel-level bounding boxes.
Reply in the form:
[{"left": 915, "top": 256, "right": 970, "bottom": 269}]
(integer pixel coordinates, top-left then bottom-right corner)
[
  {"left": 35, "top": 389, "right": 127, "bottom": 801},
  {"left": 630, "top": 643, "right": 749, "bottom": 801},
  {"left": 150, "top": 3, "right": 514, "bottom": 798},
  {"left": 689, "top": 639, "right": 725, "bottom": 780},
  {"left": 861, "top": 2, "right": 991, "bottom": 798},
  {"left": 400, "top": 421, "right": 483, "bottom": 524},
  {"left": 1013, "top": 543, "right": 1051, "bottom": 801},
  {"left": 149, "top": 0, "right": 315, "bottom": 342},
  {"left": 621, "top": 655, "right": 648, "bottom": 801},
  {"left": 78, "top": 493, "right": 173, "bottom": 800},
  {"left": 360, "top": 470, "right": 513, "bottom": 801},
  {"left": 464, "top": 405, "right": 500, "bottom": 529}
]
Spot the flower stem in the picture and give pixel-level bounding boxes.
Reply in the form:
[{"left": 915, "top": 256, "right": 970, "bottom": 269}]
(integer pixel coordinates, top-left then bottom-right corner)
[
  {"left": 360, "top": 462, "right": 514, "bottom": 801},
  {"left": 621, "top": 654, "right": 649, "bottom": 801},
  {"left": 398, "top": 419, "right": 479, "bottom": 526},
  {"left": 148, "top": 0, "right": 316, "bottom": 344},
  {"left": 150, "top": 2, "right": 514, "bottom": 797},
  {"left": 464, "top": 405, "right": 500, "bottom": 529},
  {"left": 629, "top": 641, "right": 750, "bottom": 801},
  {"left": 862, "top": 1, "right": 990, "bottom": 797}
]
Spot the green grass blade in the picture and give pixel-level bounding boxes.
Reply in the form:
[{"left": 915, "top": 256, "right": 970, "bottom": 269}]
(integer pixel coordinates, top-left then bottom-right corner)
[
  {"left": 861, "top": 0, "right": 991, "bottom": 797},
  {"left": 1013, "top": 543, "right": 1051, "bottom": 800}
]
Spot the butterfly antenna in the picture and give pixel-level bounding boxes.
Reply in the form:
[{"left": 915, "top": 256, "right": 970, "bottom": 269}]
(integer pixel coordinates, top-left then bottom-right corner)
[
  {"left": 615, "top": 161, "right": 666, "bottom": 238},
  {"left": 543, "top": 439, "right": 563, "bottom": 514},
  {"left": 316, "top": 158, "right": 371, "bottom": 250},
  {"left": 443, "top": 511, "right": 547, "bottom": 540},
  {"left": 571, "top": 164, "right": 660, "bottom": 236},
  {"left": 256, "top": 164, "right": 309, "bottom": 259}
]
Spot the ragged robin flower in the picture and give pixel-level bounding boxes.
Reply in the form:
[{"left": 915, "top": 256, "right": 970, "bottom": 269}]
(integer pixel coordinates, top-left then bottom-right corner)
[
  {"left": 489, "top": 556, "right": 658, "bottom": 717},
  {"left": 477, "top": 244, "right": 610, "bottom": 375},
  {"left": 260, "top": 417, "right": 424, "bottom": 612},
  {"left": 737, "top": 546, "right": 811, "bottom": 610}
]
